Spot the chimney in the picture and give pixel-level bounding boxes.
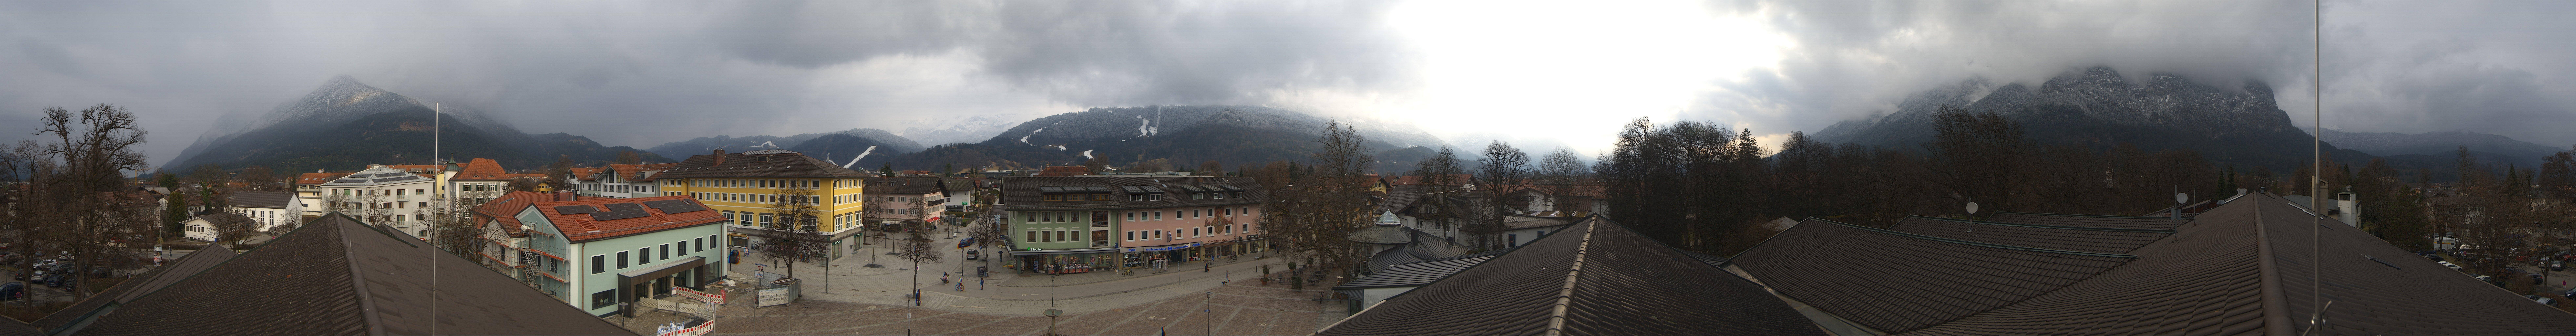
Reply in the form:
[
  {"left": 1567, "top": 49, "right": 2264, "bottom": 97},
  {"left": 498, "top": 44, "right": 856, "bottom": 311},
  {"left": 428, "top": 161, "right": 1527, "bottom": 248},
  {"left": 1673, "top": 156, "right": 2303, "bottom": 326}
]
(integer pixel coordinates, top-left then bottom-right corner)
[
  {"left": 712, "top": 148, "right": 728, "bottom": 167},
  {"left": 555, "top": 189, "right": 578, "bottom": 201},
  {"left": 2336, "top": 191, "right": 2359, "bottom": 227}
]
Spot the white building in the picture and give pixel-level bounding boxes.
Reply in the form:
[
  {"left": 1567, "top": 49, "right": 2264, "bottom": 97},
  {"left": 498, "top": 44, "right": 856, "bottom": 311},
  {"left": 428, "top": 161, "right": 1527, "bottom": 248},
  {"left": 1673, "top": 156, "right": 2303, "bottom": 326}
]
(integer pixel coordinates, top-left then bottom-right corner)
[
  {"left": 449, "top": 158, "right": 519, "bottom": 209},
  {"left": 317, "top": 166, "right": 444, "bottom": 238},
  {"left": 577, "top": 163, "right": 677, "bottom": 199},
  {"left": 222, "top": 190, "right": 304, "bottom": 232}
]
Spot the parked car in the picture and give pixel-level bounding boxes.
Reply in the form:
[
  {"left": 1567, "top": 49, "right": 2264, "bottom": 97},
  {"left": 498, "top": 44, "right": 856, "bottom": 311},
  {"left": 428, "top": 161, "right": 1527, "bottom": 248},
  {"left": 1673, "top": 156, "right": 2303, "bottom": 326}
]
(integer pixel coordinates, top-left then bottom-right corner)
[
  {"left": 2554, "top": 261, "right": 2566, "bottom": 271},
  {"left": 2540, "top": 297, "right": 2561, "bottom": 306},
  {"left": 0, "top": 282, "right": 20, "bottom": 301},
  {"left": 42, "top": 273, "right": 64, "bottom": 287},
  {"left": 0, "top": 242, "right": 13, "bottom": 250},
  {"left": 2533, "top": 273, "right": 2548, "bottom": 285},
  {"left": 31, "top": 259, "right": 56, "bottom": 269},
  {"left": 965, "top": 249, "right": 979, "bottom": 260}
]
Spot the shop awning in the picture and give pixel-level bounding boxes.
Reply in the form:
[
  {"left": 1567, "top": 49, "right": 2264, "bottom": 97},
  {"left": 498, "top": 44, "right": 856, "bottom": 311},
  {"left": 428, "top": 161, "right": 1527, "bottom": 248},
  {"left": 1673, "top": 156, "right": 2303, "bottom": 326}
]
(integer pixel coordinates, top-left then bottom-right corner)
[
  {"left": 617, "top": 256, "right": 706, "bottom": 286},
  {"left": 1009, "top": 247, "right": 1122, "bottom": 255}
]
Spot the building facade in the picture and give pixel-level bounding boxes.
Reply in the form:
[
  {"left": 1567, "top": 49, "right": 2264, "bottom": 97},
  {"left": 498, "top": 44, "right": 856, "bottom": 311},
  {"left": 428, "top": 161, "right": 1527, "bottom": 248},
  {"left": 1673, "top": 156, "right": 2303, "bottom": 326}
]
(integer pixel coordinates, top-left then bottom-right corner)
[
  {"left": 315, "top": 166, "right": 444, "bottom": 238},
  {"left": 1000, "top": 175, "right": 1267, "bottom": 274},
  {"left": 499, "top": 194, "right": 729, "bottom": 316},
  {"left": 221, "top": 190, "right": 303, "bottom": 232},
  {"left": 651, "top": 149, "right": 871, "bottom": 262},
  {"left": 861, "top": 177, "right": 945, "bottom": 231},
  {"left": 449, "top": 158, "right": 518, "bottom": 209},
  {"left": 577, "top": 163, "right": 678, "bottom": 199}
]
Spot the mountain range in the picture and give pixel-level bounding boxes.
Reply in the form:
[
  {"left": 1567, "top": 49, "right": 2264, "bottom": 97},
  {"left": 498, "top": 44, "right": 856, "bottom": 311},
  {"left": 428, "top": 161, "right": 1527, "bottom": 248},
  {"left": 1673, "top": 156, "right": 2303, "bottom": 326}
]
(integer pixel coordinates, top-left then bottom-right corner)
[
  {"left": 1813, "top": 67, "right": 2567, "bottom": 180},
  {"left": 162, "top": 76, "right": 668, "bottom": 174}
]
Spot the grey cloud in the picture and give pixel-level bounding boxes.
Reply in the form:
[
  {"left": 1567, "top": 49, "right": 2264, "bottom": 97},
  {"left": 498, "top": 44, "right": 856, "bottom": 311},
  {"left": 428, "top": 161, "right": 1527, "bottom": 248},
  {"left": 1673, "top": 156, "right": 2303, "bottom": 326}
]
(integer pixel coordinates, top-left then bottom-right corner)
[
  {"left": 0, "top": 1, "right": 1415, "bottom": 167},
  {"left": 1695, "top": 1, "right": 2576, "bottom": 148}
]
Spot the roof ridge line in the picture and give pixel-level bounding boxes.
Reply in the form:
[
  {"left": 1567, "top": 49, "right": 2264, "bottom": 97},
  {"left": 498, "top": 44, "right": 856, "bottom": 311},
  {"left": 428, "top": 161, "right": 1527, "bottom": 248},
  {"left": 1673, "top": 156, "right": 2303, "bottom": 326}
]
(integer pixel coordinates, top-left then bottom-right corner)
[
  {"left": 1906, "top": 215, "right": 2177, "bottom": 233},
  {"left": 1542, "top": 219, "right": 1597, "bottom": 336},
  {"left": 335, "top": 216, "right": 389, "bottom": 336},
  {"left": 2252, "top": 194, "right": 2297, "bottom": 335},
  {"left": 1830, "top": 219, "right": 2139, "bottom": 259},
  {"left": 1990, "top": 211, "right": 2179, "bottom": 219}
]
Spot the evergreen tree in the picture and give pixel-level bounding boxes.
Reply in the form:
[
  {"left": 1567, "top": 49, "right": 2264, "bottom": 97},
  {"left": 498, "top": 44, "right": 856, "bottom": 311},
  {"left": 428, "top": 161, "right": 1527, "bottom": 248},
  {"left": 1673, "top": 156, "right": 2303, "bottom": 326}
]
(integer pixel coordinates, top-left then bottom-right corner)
[
  {"left": 159, "top": 173, "right": 188, "bottom": 235},
  {"left": 881, "top": 163, "right": 896, "bottom": 176}
]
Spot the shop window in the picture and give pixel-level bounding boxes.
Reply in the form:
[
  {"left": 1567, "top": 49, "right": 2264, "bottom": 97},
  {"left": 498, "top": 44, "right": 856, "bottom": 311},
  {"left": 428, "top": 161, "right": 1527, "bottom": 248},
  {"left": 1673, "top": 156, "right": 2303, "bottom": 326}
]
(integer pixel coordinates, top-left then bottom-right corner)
[{"left": 593, "top": 290, "right": 618, "bottom": 309}]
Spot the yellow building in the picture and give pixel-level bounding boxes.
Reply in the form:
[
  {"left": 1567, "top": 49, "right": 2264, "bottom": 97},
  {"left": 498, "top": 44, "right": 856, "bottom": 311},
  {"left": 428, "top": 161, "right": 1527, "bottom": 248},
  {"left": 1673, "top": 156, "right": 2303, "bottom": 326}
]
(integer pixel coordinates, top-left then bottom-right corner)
[{"left": 653, "top": 149, "right": 871, "bottom": 259}]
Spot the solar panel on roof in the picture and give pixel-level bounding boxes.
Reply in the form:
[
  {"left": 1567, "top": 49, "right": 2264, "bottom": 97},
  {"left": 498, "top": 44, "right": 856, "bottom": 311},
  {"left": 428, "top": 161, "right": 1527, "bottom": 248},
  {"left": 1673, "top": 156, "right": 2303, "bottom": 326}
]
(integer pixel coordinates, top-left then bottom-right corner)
[
  {"left": 1179, "top": 185, "right": 1206, "bottom": 192},
  {"left": 1084, "top": 186, "right": 1111, "bottom": 192},
  {"left": 1139, "top": 186, "right": 1162, "bottom": 192},
  {"left": 590, "top": 210, "right": 649, "bottom": 221},
  {"left": 657, "top": 204, "right": 707, "bottom": 214},
  {"left": 1122, "top": 186, "right": 1146, "bottom": 193},
  {"left": 1218, "top": 185, "right": 1245, "bottom": 192},
  {"left": 554, "top": 205, "right": 598, "bottom": 214},
  {"left": 603, "top": 203, "right": 643, "bottom": 211},
  {"left": 332, "top": 179, "right": 366, "bottom": 184},
  {"left": 641, "top": 200, "right": 690, "bottom": 208},
  {"left": 371, "top": 175, "right": 421, "bottom": 183}
]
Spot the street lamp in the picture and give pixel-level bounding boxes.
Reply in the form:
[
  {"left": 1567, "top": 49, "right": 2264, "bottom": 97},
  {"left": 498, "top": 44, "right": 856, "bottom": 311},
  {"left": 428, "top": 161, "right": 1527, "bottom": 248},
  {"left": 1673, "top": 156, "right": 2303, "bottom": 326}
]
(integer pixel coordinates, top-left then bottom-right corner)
[{"left": 1043, "top": 308, "right": 1063, "bottom": 336}]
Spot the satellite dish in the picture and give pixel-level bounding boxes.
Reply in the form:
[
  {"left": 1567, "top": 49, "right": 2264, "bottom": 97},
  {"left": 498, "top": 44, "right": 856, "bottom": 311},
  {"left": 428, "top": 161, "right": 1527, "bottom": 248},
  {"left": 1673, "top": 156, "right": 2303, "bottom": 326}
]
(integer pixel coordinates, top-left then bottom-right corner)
[
  {"left": 2175, "top": 192, "right": 2189, "bottom": 204},
  {"left": 1965, "top": 202, "right": 1979, "bottom": 214}
]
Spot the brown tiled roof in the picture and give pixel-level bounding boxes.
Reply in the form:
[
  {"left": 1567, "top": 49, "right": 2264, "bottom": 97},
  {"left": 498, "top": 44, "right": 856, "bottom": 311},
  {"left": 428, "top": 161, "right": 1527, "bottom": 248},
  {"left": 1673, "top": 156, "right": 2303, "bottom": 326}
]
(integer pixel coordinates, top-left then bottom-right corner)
[
  {"left": 0, "top": 319, "right": 34, "bottom": 336},
  {"left": 1905, "top": 193, "right": 2576, "bottom": 335},
  {"left": 1321, "top": 218, "right": 1822, "bottom": 336},
  {"left": 452, "top": 158, "right": 512, "bottom": 180},
  {"left": 1732, "top": 218, "right": 2134, "bottom": 334},
  {"left": 473, "top": 191, "right": 560, "bottom": 237},
  {"left": 31, "top": 247, "right": 238, "bottom": 334},
  {"left": 657, "top": 150, "right": 871, "bottom": 179},
  {"left": 531, "top": 195, "right": 728, "bottom": 243},
  {"left": 296, "top": 172, "right": 355, "bottom": 185},
  {"left": 1981, "top": 211, "right": 2184, "bottom": 230},
  {"left": 1888, "top": 216, "right": 2172, "bottom": 254},
  {"left": 997, "top": 176, "right": 1265, "bottom": 211},
  {"left": 76, "top": 214, "right": 633, "bottom": 335}
]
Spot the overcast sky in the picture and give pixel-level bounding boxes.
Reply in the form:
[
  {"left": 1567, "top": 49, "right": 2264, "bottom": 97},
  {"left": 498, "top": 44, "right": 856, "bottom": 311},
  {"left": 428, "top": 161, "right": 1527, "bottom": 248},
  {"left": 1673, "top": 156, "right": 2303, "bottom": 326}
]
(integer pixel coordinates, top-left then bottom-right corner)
[{"left": 1, "top": 1, "right": 2570, "bottom": 167}]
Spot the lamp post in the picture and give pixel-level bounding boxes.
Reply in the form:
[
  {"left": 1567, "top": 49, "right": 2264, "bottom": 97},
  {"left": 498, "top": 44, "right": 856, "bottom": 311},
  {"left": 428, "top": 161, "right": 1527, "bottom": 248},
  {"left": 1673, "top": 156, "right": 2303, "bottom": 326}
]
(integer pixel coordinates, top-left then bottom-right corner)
[{"left": 1043, "top": 308, "right": 1063, "bottom": 336}]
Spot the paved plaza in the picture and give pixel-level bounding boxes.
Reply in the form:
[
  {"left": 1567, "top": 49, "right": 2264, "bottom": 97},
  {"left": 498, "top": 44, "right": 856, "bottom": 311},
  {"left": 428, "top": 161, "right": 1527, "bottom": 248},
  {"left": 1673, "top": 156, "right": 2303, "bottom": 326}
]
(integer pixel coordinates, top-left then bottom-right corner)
[{"left": 702, "top": 227, "right": 1349, "bottom": 335}]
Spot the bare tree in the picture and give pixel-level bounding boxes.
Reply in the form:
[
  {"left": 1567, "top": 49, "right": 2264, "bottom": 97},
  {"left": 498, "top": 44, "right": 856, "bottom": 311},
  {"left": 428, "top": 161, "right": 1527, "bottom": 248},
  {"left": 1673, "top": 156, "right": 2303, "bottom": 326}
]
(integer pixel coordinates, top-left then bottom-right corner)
[
  {"left": 895, "top": 231, "right": 947, "bottom": 305},
  {"left": 1925, "top": 106, "right": 2025, "bottom": 214},
  {"left": 1473, "top": 141, "right": 1530, "bottom": 249},
  {"left": 237, "top": 165, "right": 283, "bottom": 191},
  {"left": 34, "top": 105, "right": 152, "bottom": 301},
  {"left": 756, "top": 180, "right": 828, "bottom": 275},
  {"left": 1273, "top": 121, "right": 1374, "bottom": 280},
  {"left": 2, "top": 140, "right": 49, "bottom": 276},
  {"left": 615, "top": 150, "right": 642, "bottom": 165},
  {"left": 1536, "top": 148, "right": 1586, "bottom": 186}
]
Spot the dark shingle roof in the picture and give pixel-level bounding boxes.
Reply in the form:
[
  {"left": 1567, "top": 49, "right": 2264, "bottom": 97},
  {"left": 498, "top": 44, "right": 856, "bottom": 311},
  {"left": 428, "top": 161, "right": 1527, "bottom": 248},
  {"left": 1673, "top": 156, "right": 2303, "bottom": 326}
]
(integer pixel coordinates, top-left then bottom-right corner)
[
  {"left": 1981, "top": 211, "right": 2185, "bottom": 230},
  {"left": 1888, "top": 216, "right": 2173, "bottom": 254},
  {"left": 76, "top": 213, "right": 633, "bottom": 336},
  {"left": 1732, "top": 218, "right": 2134, "bottom": 334},
  {"left": 1905, "top": 193, "right": 2576, "bottom": 335},
  {"left": 1339, "top": 247, "right": 1512, "bottom": 290},
  {"left": 1371, "top": 184, "right": 1420, "bottom": 215},
  {"left": 657, "top": 151, "right": 870, "bottom": 179},
  {"left": 1321, "top": 218, "right": 1822, "bottom": 336},
  {"left": 31, "top": 247, "right": 238, "bottom": 334},
  {"left": 222, "top": 191, "right": 296, "bottom": 209}
]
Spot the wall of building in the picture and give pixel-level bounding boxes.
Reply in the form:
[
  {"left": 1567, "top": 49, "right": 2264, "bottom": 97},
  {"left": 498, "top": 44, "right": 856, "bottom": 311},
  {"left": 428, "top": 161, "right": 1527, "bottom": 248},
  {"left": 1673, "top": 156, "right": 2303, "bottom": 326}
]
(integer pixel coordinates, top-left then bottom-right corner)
[{"left": 565, "top": 223, "right": 728, "bottom": 316}]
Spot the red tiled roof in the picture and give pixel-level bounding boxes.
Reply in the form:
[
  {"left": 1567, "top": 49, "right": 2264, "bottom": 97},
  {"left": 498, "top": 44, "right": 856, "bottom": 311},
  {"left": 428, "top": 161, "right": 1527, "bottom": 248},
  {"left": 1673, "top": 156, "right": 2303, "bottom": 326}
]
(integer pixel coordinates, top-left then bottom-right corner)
[
  {"left": 607, "top": 163, "right": 680, "bottom": 181},
  {"left": 533, "top": 195, "right": 728, "bottom": 243},
  {"left": 453, "top": 158, "right": 512, "bottom": 180},
  {"left": 473, "top": 191, "right": 555, "bottom": 237},
  {"left": 568, "top": 167, "right": 606, "bottom": 181},
  {"left": 296, "top": 172, "right": 355, "bottom": 185}
]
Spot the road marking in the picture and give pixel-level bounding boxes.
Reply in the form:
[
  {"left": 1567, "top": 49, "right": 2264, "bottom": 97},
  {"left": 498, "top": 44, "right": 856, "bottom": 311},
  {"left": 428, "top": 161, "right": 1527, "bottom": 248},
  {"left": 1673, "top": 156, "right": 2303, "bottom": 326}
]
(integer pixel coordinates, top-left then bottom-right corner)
[{"left": 1146, "top": 316, "right": 1165, "bottom": 320}]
